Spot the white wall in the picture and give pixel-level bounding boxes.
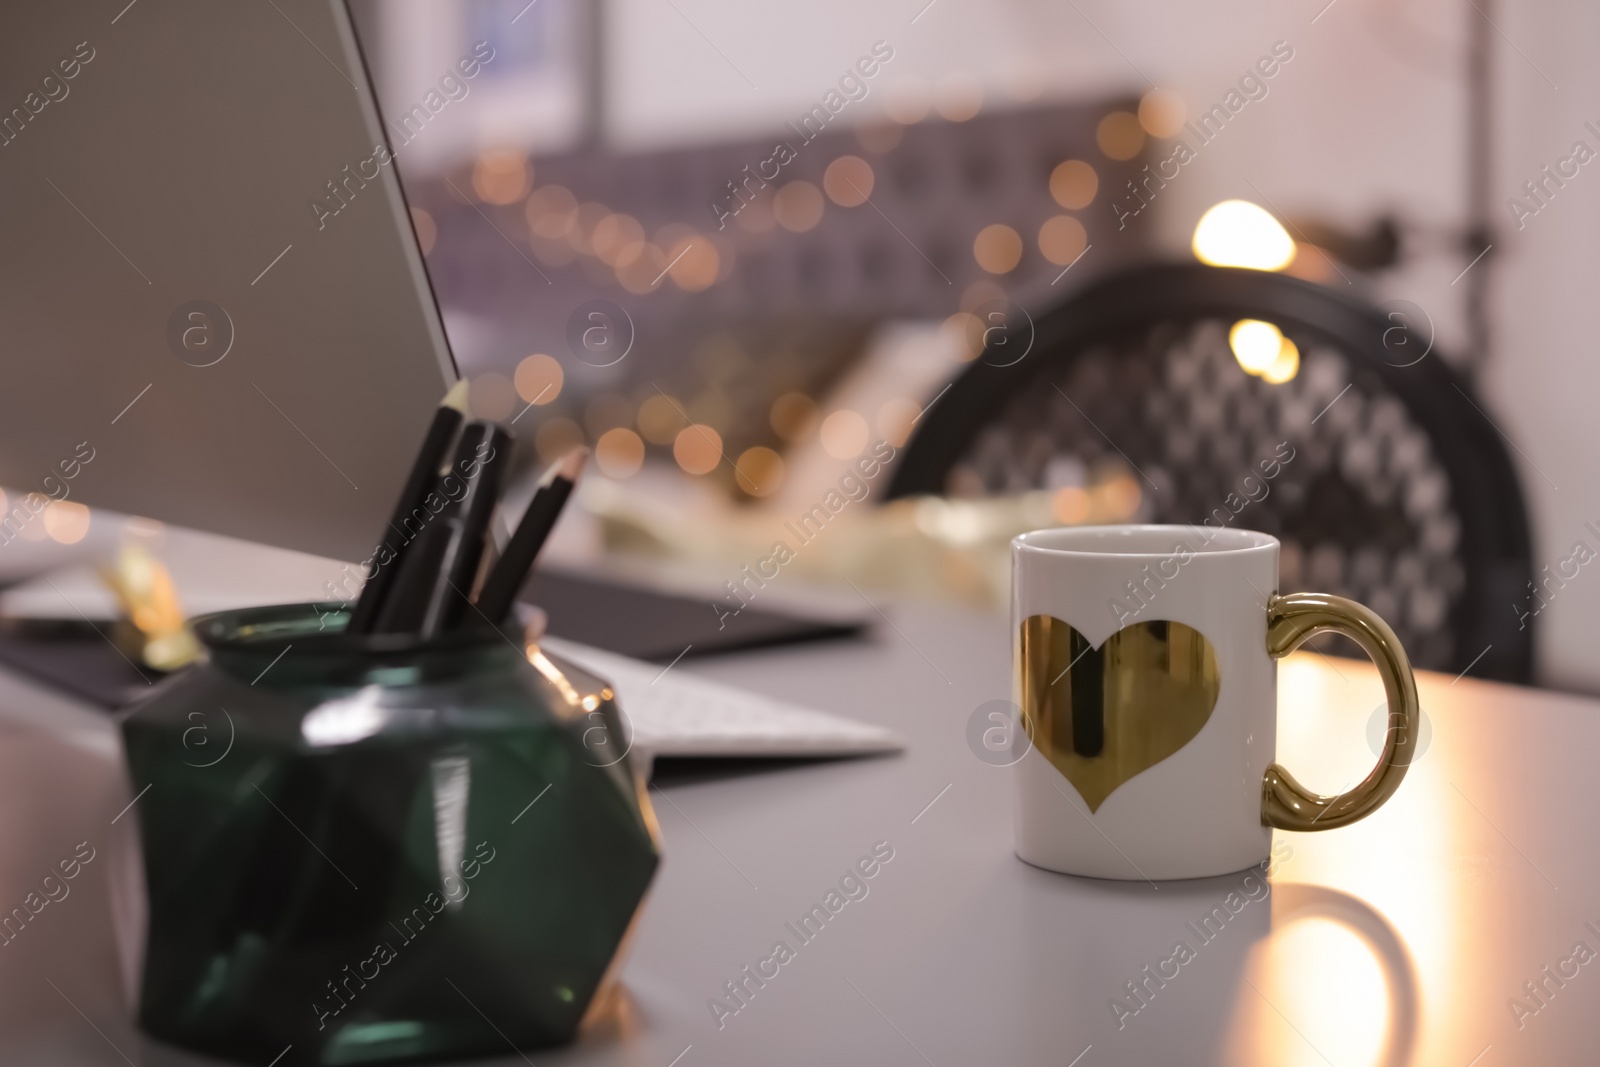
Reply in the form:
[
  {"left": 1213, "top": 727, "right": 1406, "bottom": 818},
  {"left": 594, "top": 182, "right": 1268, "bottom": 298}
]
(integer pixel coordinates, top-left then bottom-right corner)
[
  {"left": 1488, "top": 0, "right": 1600, "bottom": 691},
  {"left": 603, "top": 0, "right": 1595, "bottom": 690}
]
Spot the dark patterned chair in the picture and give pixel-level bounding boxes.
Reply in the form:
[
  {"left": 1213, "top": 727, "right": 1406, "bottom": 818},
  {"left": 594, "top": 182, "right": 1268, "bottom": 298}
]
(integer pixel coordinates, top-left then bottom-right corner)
[{"left": 888, "top": 263, "right": 1534, "bottom": 683}]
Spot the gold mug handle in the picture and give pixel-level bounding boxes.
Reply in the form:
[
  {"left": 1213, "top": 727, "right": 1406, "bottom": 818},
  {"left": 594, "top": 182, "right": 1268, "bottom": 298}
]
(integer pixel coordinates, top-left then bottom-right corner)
[{"left": 1262, "top": 592, "right": 1421, "bottom": 831}]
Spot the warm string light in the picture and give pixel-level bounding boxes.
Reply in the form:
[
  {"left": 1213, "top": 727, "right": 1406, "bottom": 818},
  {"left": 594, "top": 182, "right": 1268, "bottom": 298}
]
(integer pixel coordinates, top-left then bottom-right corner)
[
  {"left": 1194, "top": 200, "right": 1297, "bottom": 271},
  {"left": 1260, "top": 338, "right": 1300, "bottom": 384},
  {"left": 468, "top": 372, "right": 516, "bottom": 421},
  {"left": 535, "top": 417, "right": 584, "bottom": 463},
  {"left": 595, "top": 427, "right": 645, "bottom": 478},
  {"left": 638, "top": 394, "right": 688, "bottom": 445},
  {"left": 1137, "top": 88, "right": 1187, "bottom": 138},
  {"left": 472, "top": 150, "right": 529, "bottom": 205},
  {"left": 942, "top": 310, "right": 983, "bottom": 362},
  {"left": 823, "top": 156, "right": 874, "bottom": 206},
  {"left": 525, "top": 184, "right": 578, "bottom": 238},
  {"left": 973, "top": 224, "right": 1022, "bottom": 274},
  {"left": 734, "top": 446, "right": 784, "bottom": 496},
  {"left": 455, "top": 108, "right": 1124, "bottom": 487},
  {"left": 769, "top": 392, "right": 818, "bottom": 442},
  {"left": 1229, "top": 319, "right": 1301, "bottom": 383},
  {"left": 1096, "top": 111, "right": 1144, "bottom": 161},
  {"left": 1050, "top": 160, "right": 1098, "bottom": 209},
  {"left": 819, "top": 410, "right": 869, "bottom": 459},
  {"left": 673, "top": 424, "right": 723, "bottom": 475},
  {"left": 663, "top": 235, "right": 719, "bottom": 291},
  {"left": 856, "top": 122, "right": 904, "bottom": 153},
  {"left": 1229, "top": 320, "right": 1285, "bottom": 373},
  {"left": 1038, "top": 215, "right": 1087, "bottom": 266},
  {"left": 514, "top": 354, "right": 563, "bottom": 406},
  {"left": 475, "top": 111, "right": 1112, "bottom": 306},
  {"left": 43, "top": 500, "right": 90, "bottom": 544},
  {"left": 591, "top": 213, "right": 645, "bottom": 267},
  {"left": 773, "top": 181, "right": 824, "bottom": 232}
]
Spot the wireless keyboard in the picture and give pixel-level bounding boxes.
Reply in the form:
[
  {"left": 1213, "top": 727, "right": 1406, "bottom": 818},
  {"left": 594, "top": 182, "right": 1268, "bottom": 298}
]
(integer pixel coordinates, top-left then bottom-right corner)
[{"left": 539, "top": 635, "right": 904, "bottom": 769}]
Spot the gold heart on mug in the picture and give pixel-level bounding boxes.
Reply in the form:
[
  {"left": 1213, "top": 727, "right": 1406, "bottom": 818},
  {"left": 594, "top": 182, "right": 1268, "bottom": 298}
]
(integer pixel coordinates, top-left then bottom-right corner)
[{"left": 1020, "top": 615, "right": 1220, "bottom": 812}]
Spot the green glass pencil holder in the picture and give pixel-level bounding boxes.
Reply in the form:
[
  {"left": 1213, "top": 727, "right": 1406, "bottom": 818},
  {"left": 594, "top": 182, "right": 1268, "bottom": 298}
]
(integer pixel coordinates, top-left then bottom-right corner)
[{"left": 117, "top": 603, "right": 660, "bottom": 1066}]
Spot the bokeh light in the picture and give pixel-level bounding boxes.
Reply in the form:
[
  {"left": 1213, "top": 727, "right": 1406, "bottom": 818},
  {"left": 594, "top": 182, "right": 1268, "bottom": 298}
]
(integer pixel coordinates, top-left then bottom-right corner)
[
  {"left": 525, "top": 185, "right": 578, "bottom": 239},
  {"left": 666, "top": 235, "right": 720, "bottom": 291},
  {"left": 770, "top": 391, "right": 819, "bottom": 441},
  {"left": 514, "top": 354, "right": 564, "bottom": 405},
  {"left": 469, "top": 372, "right": 516, "bottom": 420},
  {"left": 1229, "top": 319, "right": 1286, "bottom": 374},
  {"left": 568, "top": 202, "right": 609, "bottom": 254},
  {"left": 1049, "top": 160, "right": 1098, "bottom": 210},
  {"left": 535, "top": 417, "right": 585, "bottom": 464},
  {"left": 44, "top": 500, "right": 90, "bottom": 544},
  {"left": 735, "top": 446, "right": 785, "bottom": 497},
  {"left": 616, "top": 244, "right": 666, "bottom": 294},
  {"left": 856, "top": 122, "right": 905, "bottom": 153},
  {"left": 774, "top": 181, "right": 824, "bottom": 232},
  {"left": 1053, "top": 487, "right": 1091, "bottom": 524},
  {"left": 1138, "top": 88, "right": 1187, "bottom": 137},
  {"left": 973, "top": 224, "right": 1023, "bottom": 274},
  {"left": 1261, "top": 337, "right": 1301, "bottom": 384},
  {"left": 1193, "top": 200, "right": 1297, "bottom": 271},
  {"left": 595, "top": 427, "right": 646, "bottom": 478},
  {"left": 1096, "top": 111, "right": 1145, "bottom": 161},
  {"left": 1038, "top": 215, "right": 1088, "bottom": 265},
  {"left": 591, "top": 213, "right": 645, "bottom": 267},
  {"left": 823, "top": 156, "right": 875, "bottom": 206},
  {"left": 960, "top": 278, "right": 1007, "bottom": 312},
  {"left": 942, "top": 310, "right": 983, "bottom": 361},
  {"left": 674, "top": 424, "right": 724, "bottom": 475},
  {"left": 472, "top": 150, "right": 530, "bottom": 205},
  {"left": 530, "top": 235, "right": 577, "bottom": 267},
  {"left": 1099, "top": 473, "right": 1143, "bottom": 518},
  {"left": 820, "top": 410, "right": 870, "bottom": 459},
  {"left": 638, "top": 394, "right": 688, "bottom": 444}
]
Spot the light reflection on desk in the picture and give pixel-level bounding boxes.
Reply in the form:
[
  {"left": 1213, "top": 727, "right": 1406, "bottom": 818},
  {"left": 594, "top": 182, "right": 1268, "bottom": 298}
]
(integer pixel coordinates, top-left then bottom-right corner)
[
  {"left": 1227, "top": 888, "right": 1414, "bottom": 1066},
  {"left": 1244, "top": 915, "right": 1390, "bottom": 1065},
  {"left": 1240, "top": 653, "right": 1463, "bottom": 1067}
]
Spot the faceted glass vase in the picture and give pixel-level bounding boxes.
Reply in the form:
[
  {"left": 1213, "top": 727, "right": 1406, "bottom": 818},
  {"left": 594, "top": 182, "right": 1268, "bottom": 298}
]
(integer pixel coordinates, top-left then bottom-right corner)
[{"left": 119, "top": 603, "right": 660, "bottom": 1065}]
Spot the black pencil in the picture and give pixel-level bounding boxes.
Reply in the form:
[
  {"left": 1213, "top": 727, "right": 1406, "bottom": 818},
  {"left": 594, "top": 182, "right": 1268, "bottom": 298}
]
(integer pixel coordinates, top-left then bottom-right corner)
[
  {"left": 473, "top": 448, "right": 587, "bottom": 625},
  {"left": 347, "top": 380, "right": 470, "bottom": 633},
  {"left": 372, "top": 421, "right": 511, "bottom": 637}
]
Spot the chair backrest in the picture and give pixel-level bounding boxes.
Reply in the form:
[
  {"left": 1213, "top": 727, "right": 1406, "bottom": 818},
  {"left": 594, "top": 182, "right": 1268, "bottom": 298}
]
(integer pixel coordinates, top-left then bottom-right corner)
[{"left": 889, "top": 263, "right": 1534, "bottom": 683}]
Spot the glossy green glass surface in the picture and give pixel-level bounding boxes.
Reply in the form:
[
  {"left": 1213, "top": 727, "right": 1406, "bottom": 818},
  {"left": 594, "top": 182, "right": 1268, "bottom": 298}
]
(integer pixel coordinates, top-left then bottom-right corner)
[{"left": 120, "top": 604, "right": 660, "bottom": 1065}]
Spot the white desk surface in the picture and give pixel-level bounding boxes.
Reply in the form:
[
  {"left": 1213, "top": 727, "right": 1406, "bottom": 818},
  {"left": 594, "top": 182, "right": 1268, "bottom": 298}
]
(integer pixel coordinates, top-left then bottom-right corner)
[{"left": 0, "top": 595, "right": 1587, "bottom": 1067}]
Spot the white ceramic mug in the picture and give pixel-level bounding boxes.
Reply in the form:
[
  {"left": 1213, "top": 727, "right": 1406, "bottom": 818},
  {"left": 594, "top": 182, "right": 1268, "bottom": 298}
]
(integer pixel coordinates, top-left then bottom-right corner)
[{"left": 1011, "top": 525, "right": 1419, "bottom": 880}]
